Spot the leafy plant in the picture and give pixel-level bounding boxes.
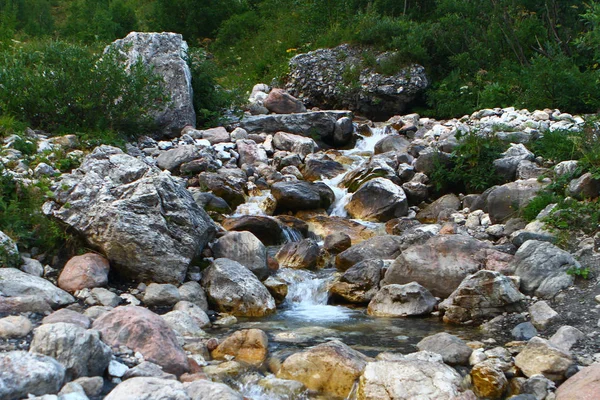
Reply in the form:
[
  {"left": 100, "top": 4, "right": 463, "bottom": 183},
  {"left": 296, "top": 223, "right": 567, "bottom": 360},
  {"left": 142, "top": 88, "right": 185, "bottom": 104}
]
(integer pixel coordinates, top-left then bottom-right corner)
[
  {"left": 566, "top": 266, "right": 592, "bottom": 280},
  {"left": 521, "top": 191, "right": 560, "bottom": 222},
  {"left": 529, "top": 129, "right": 583, "bottom": 162}
]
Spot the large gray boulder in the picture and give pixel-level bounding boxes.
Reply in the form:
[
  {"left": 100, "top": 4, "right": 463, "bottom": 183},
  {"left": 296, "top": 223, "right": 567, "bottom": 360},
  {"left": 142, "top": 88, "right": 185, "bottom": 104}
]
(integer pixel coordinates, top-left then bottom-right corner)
[
  {"left": 358, "top": 358, "right": 462, "bottom": 400},
  {"left": 0, "top": 351, "right": 65, "bottom": 399},
  {"left": 511, "top": 240, "right": 579, "bottom": 298},
  {"left": 439, "top": 270, "right": 526, "bottom": 324},
  {"left": 201, "top": 258, "right": 276, "bottom": 317},
  {"left": 29, "top": 322, "right": 111, "bottom": 381},
  {"left": 108, "top": 32, "right": 195, "bottom": 138},
  {"left": 473, "top": 179, "right": 545, "bottom": 223},
  {"left": 0, "top": 268, "right": 74, "bottom": 308},
  {"left": 44, "top": 146, "right": 216, "bottom": 283},
  {"left": 286, "top": 44, "right": 428, "bottom": 120},
  {"left": 212, "top": 231, "right": 269, "bottom": 280},
  {"left": 383, "top": 235, "right": 514, "bottom": 298},
  {"left": 346, "top": 178, "right": 408, "bottom": 222},
  {"left": 239, "top": 110, "right": 353, "bottom": 145}
]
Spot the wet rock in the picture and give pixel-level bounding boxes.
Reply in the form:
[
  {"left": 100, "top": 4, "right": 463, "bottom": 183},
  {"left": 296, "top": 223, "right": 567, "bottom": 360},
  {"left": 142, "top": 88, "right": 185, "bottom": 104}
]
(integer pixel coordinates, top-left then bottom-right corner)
[
  {"left": 0, "top": 351, "right": 65, "bottom": 399},
  {"left": 0, "top": 315, "right": 32, "bottom": 338},
  {"left": 330, "top": 259, "right": 383, "bottom": 304},
  {"left": 471, "top": 360, "right": 508, "bottom": 399},
  {"left": 549, "top": 326, "right": 585, "bottom": 353},
  {"left": 358, "top": 358, "right": 462, "bottom": 400},
  {"left": 324, "top": 232, "right": 352, "bottom": 254},
  {"left": 272, "top": 181, "right": 334, "bottom": 212},
  {"left": 286, "top": 44, "right": 427, "bottom": 120},
  {"left": 334, "top": 116, "right": 354, "bottom": 146},
  {"left": 275, "top": 238, "right": 320, "bottom": 270},
  {"left": 529, "top": 301, "right": 559, "bottom": 330},
  {"left": 222, "top": 216, "right": 289, "bottom": 245},
  {"left": 263, "top": 276, "right": 288, "bottom": 304},
  {"left": 341, "top": 159, "right": 398, "bottom": 193},
  {"left": 239, "top": 111, "right": 352, "bottom": 143},
  {"left": 189, "top": 190, "right": 232, "bottom": 214},
  {"left": 511, "top": 240, "right": 578, "bottom": 298},
  {"left": 383, "top": 235, "right": 513, "bottom": 298},
  {"left": 212, "top": 231, "right": 269, "bottom": 280},
  {"left": 277, "top": 340, "right": 369, "bottom": 398},
  {"left": 475, "top": 179, "right": 545, "bottom": 224},
  {"left": 374, "top": 134, "right": 410, "bottom": 155},
  {"left": 0, "top": 268, "right": 74, "bottom": 308},
  {"left": 555, "top": 363, "right": 600, "bottom": 400},
  {"left": 198, "top": 169, "right": 246, "bottom": 209},
  {"left": 335, "top": 235, "right": 404, "bottom": 271},
  {"left": 273, "top": 131, "right": 316, "bottom": 158},
  {"left": 42, "top": 309, "right": 91, "bottom": 329},
  {"left": 416, "top": 333, "right": 473, "bottom": 365},
  {"left": 264, "top": 88, "right": 306, "bottom": 114},
  {"left": 108, "top": 32, "right": 195, "bottom": 137},
  {"left": 416, "top": 194, "right": 462, "bottom": 223},
  {"left": 104, "top": 377, "right": 188, "bottom": 400},
  {"left": 30, "top": 322, "right": 111, "bottom": 380},
  {"left": 201, "top": 258, "right": 276, "bottom": 317},
  {"left": 185, "top": 379, "right": 243, "bottom": 400},
  {"left": 439, "top": 270, "right": 525, "bottom": 324},
  {"left": 300, "top": 214, "right": 375, "bottom": 245},
  {"left": 512, "top": 322, "right": 538, "bottom": 341},
  {"left": 92, "top": 306, "right": 189, "bottom": 376},
  {"left": 178, "top": 282, "right": 209, "bottom": 312},
  {"left": 367, "top": 282, "right": 436, "bottom": 317},
  {"left": 161, "top": 310, "right": 205, "bottom": 338},
  {"left": 346, "top": 178, "right": 408, "bottom": 222},
  {"left": 44, "top": 146, "right": 216, "bottom": 284},
  {"left": 514, "top": 337, "right": 573, "bottom": 382},
  {"left": 212, "top": 329, "right": 269, "bottom": 366},
  {"left": 567, "top": 172, "right": 600, "bottom": 200},
  {"left": 58, "top": 253, "right": 110, "bottom": 293},
  {"left": 143, "top": 283, "right": 181, "bottom": 307},
  {"left": 301, "top": 156, "right": 345, "bottom": 181}
]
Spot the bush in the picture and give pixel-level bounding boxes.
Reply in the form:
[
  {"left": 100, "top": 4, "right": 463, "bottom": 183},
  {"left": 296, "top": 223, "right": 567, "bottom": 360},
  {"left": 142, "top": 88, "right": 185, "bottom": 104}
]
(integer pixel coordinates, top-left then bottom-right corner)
[
  {"left": 529, "top": 129, "right": 583, "bottom": 163},
  {"left": 0, "top": 40, "right": 167, "bottom": 138},
  {"left": 430, "top": 131, "right": 508, "bottom": 194}
]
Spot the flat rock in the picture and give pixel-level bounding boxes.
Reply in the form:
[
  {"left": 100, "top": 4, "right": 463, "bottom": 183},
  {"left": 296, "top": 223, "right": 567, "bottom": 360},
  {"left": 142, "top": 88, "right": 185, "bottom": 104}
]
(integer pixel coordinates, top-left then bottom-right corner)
[
  {"left": 185, "top": 379, "right": 242, "bottom": 400},
  {"left": 0, "top": 268, "right": 74, "bottom": 308},
  {"left": 271, "top": 181, "right": 334, "bottom": 212},
  {"left": 143, "top": 283, "right": 181, "bottom": 307},
  {"left": 416, "top": 333, "right": 473, "bottom": 365}
]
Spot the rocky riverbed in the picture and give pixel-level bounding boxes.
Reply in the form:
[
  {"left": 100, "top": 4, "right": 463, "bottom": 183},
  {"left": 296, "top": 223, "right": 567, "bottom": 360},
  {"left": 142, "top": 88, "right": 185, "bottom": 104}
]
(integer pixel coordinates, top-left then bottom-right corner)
[{"left": 1, "top": 32, "right": 600, "bottom": 400}]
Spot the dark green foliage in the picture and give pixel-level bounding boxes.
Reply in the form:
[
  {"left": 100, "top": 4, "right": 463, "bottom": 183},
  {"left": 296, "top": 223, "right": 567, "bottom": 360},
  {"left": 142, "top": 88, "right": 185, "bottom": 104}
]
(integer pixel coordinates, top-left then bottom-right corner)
[
  {"left": 521, "top": 191, "right": 560, "bottom": 221},
  {"left": 430, "top": 131, "right": 509, "bottom": 194},
  {"left": 0, "top": 40, "right": 167, "bottom": 137},
  {"left": 530, "top": 130, "right": 583, "bottom": 163}
]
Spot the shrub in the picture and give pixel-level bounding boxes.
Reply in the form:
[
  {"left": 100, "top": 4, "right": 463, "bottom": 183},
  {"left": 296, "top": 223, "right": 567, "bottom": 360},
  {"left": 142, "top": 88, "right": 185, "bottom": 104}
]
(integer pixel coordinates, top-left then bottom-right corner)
[
  {"left": 0, "top": 40, "right": 167, "bottom": 138},
  {"left": 529, "top": 129, "right": 583, "bottom": 163},
  {"left": 430, "top": 131, "right": 508, "bottom": 194}
]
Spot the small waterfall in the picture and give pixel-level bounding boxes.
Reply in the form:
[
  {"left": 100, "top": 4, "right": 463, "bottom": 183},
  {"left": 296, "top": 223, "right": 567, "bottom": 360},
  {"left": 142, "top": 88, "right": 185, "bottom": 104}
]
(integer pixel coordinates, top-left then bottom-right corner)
[
  {"left": 277, "top": 268, "right": 353, "bottom": 321},
  {"left": 279, "top": 223, "right": 303, "bottom": 243}
]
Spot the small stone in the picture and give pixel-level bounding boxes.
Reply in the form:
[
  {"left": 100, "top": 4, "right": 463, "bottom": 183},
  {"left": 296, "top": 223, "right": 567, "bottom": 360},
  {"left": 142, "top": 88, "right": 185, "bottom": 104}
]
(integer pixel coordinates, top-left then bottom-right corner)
[
  {"left": 212, "top": 329, "right": 269, "bottom": 366},
  {"left": 529, "top": 301, "right": 559, "bottom": 330},
  {"left": 143, "top": 283, "right": 181, "bottom": 307},
  {"left": 549, "top": 326, "right": 585, "bottom": 353},
  {"left": 86, "top": 288, "right": 120, "bottom": 307},
  {"left": 0, "top": 315, "right": 32, "bottom": 338},
  {"left": 72, "top": 377, "right": 104, "bottom": 398},
  {"left": 512, "top": 322, "right": 538, "bottom": 341},
  {"left": 416, "top": 332, "right": 473, "bottom": 365},
  {"left": 108, "top": 360, "right": 129, "bottom": 378}
]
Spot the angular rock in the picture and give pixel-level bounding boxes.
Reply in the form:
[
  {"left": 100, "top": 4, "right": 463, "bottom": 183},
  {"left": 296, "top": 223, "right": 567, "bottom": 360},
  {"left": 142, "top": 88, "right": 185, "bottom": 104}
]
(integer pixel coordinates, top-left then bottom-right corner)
[
  {"left": 555, "top": 363, "right": 600, "bottom": 400},
  {"left": 439, "top": 270, "right": 525, "bottom": 324},
  {"left": 264, "top": 88, "right": 306, "bottom": 114},
  {"left": 334, "top": 116, "right": 354, "bottom": 146},
  {"left": 471, "top": 360, "right": 508, "bottom": 399},
  {"left": 200, "top": 127, "right": 230, "bottom": 145},
  {"left": 275, "top": 238, "right": 320, "bottom": 270},
  {"left": 143, "top": 283, "right": 181, "bottom": 307},
  {"left": 511, "top": 240, "right": 578, "bottom": 298},
  {"left": 273, "top": 131, "right": 315, "bottom": 158},
  {"left": 20, "top": 256, "right": 44, "bottom": 277},
  {"left": 416, "top": 333, "right": 473, "bottom": 365},
  {"left": 212, "top": 329, "right": 268, "bottom": 366},
  {"left": 277, "top": 340, "right": 369, "bottom": 398},
  {"left": 201, "top": 258, "right": 276, "bottom": 317},
  {"left": 0, "top": 296, "right": 52, "bottom": 314},
  {"left": 330, "top": 259, "right": 382, "bottom": 304},
  {"left": 178, "top": 281, "right": 209, "bottom": 312},
  {"left": 0, "top": 351, "right": 65, "bottom": 399},
  {"left": 383, "top": 235, "right": 513, "bottom": 298},
  {"left": 0, "top": 315, "right": 32, "bottom": 339},
  {"left": 212, "top": 231, "right": 268, "bottom": 280},
  {"left": 92, "top": 306, "right": 189, "bottom": 375},
  {"left": 173, "top": 301, "right": 210, "bottom": 328},
  {"left": 104, "top": 377, "right": 189, "bottom": 400},
  {"left": 416, "top": 194, "right": 462, "bottom": 223},
  {"left": 529, "top": 301, "right": 559, "bottom": 330},
  {"left": 271, "top": 181, "right": 334, "bottom": 212},
  {"left": 58, "top": 253, "right": 110, "bottom": 293},
  {"left": 156, "top": 145, "right": 203, "bottom": 172},
  {"left": 324, "top": 232, "right": 352, "bottom": 254},
  {"left": 198, "top": 170, "right": 246, "bottom": 208},
  {"left": 567, "top": 172, "right": 600, "bottom": 200},
  {"left": 0, "top": 268, "right": 74, "bottom": 308},
  {"left": 475, "top": 179, "right": 544, "bottom": 224},
  {"left": 222, "top": 216, "right": 290, "bottom": 245},
  {"left": 493, "top": 143, "right": 535, "bottom": 181},
  {"left": 108, "top": 32, "right": 195, "bottom": 138},
  {"left": 161, "top": 310, "right": 204, "bottom": 338},
  {"left": 374, "top": 134, "right": 410, "bottom": 155},
  {"left": 335, "top": 235, "right": 404, "bottom": 271},
  {"left": 236, "top": 139, "right": 268, "bottom": 166},
  {"left": 44, "top": 146, "right": 216, "bottom": 284},
  {"left": 550, "top": 326, "right": 585, "bottom": 353},
  {"left": 367, "top": 282, "right": 436, "bottom": 317},
  {"left": 263, "top": 276, "right": 288, "bottom": 304},
  {"left": 358, "top": 359, "right": 462, "bottom": 400},
  {"left": 301, "top": 156, "right": 345, "bottom": 181},
  {"left": 515, "top": 337, "right": 573, "bottom": 382},
  {"left": 346, "top": 178, "right": 408, "bottom": 222},
  {"left": 512, "top": 322, "right": 539, "bottom": 341},
  {"left": 29, "top": 322, "right": 111, "bottom": 380}
]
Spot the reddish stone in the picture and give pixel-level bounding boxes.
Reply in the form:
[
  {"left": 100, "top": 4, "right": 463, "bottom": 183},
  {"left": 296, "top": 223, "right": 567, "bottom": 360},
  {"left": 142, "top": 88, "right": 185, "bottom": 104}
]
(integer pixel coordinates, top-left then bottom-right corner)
[
  {"left": 58, "top": 253, "right": 110, "bottom": 293},
  {"left": 263, "top": 89, "right": 306, "bottom": 114},
  {"left": 556, "top": 363, "right": 600, "bottom": 400},
  {"left": 92, "top": 306, "right": 189, "bottom": 376}
]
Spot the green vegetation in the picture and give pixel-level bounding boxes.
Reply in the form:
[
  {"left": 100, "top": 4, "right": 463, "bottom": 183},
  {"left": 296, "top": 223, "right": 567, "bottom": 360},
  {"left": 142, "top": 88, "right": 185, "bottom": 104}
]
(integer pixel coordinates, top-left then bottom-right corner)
[
  {"left": 430, "top": 131, "right": 509, "bottom": 193},
  {"left": 567, "top": 266, "right": 592, "bottom": 280}
]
